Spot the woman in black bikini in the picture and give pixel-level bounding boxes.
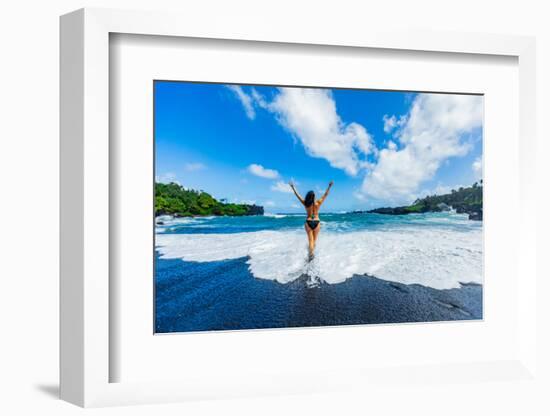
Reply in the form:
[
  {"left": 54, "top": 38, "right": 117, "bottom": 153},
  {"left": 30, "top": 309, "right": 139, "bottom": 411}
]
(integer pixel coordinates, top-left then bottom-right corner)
[{"left": 289, "top": 180, "right": 333, "bottom": 257}]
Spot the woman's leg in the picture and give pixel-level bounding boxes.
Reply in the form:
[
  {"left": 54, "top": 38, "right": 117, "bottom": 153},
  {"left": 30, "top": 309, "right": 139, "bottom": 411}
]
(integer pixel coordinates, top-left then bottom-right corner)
[
  {"left": 312, "top": 223, "right": 321, "bottom": 252},
  {"left": 304, "top": 223, "right": 314, "bottom": 256}
]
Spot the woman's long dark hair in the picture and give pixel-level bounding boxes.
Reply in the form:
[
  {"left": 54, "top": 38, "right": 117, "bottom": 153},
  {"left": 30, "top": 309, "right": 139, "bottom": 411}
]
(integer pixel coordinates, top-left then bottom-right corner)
[{"left": 305, "top": 191, "right": 315, "bottom": 207}]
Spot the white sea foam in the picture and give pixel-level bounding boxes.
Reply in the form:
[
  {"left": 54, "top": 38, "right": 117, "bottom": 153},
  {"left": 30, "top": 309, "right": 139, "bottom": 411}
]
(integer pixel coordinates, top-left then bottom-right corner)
[
  {"left": 156, "top": 215, "right": 174, "bottom": 222},
  {"left": 156, "top": 226, "right": 482, "bottom": 289},
  {"left": 263, "top": 213, "right": 287, "bottom": 219},
  {"left": 155, "top": 215, "right": 216, "bottom": 233}
]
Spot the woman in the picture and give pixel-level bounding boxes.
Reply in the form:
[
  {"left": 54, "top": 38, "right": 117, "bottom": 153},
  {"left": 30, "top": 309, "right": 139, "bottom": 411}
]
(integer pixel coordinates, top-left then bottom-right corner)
[{"left": 289, "top": 180, "right": 333, "bottom": 258}]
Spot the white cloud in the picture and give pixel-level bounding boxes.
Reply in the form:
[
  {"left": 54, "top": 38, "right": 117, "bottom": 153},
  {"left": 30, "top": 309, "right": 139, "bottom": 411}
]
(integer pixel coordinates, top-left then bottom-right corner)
[
  {"left": 418, "top": 183, "right": 467, "bottom": 199},
  {"left": 251, "top": 88, "right": 268, "bottom": 108},
  {"left": 227, "top": 85, "right": 256, "bottom": 119},
  {"left": 264, "top": 200, "right": 276, "bottom": 207},
  {"left": 382, "top": 114, "right": 407, "bottom": 134},
  {"left": 472, "top": 157, "right": 483, "bottom": 178},
  {"left": 230, "top": 87, "right": 375, "bottom": 176},
  {"left": 156, "top": 172, "right": 180, "bottom": 185},
  {"left": 228, "top": 87, "right": 482, "bottom": 206},
  {"left": 353, "top": 191, "right": 367, "bottom": 201},
  {"left": 233, "top": 199, "right": 256, "bottom": 205},
  {"left": 361, "top": 94, "right": 483, "bottom": 204},
  {"left": 247, "top": 163, "right": 280, "bottom": 179},
  {"left": 184, "top": 162, "right": 206, "bottom": 172},
  {"left": 266, "top": 88, "right": 376, "bottom": 176},
  {"left": 270, "top": 180, "right": 292, "bottom": 193}
]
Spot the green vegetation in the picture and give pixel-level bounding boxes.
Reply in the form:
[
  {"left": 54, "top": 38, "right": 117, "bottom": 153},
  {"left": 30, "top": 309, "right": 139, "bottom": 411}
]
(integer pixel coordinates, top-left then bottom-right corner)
[
  {"left": 155, "top": 182, "right": 263, "bottom": 217},
  {"left": 366, "top": 181, "right": 483, "bottom": 220},
  {"left": 409, "top": 181, "right": 482, "bottom": 214}
]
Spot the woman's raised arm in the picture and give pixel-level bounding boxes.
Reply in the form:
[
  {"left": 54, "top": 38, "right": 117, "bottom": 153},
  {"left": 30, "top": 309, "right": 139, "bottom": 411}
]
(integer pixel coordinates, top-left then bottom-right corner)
[
  {"left": 317, "top": 181, "right": 334, "bottom": 206},
  {"left": 289, "top": 181, "right": 305, "bottom": 205}
]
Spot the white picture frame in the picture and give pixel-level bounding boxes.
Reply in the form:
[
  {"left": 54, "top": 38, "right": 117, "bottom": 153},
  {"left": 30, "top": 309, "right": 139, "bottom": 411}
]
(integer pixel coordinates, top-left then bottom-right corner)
[{"left": 60, "top": 7, "right": 537, "bottom": 407}]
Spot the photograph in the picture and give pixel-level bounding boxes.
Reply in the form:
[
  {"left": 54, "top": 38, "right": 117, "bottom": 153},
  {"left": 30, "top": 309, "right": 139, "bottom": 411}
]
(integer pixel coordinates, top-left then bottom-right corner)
[{"left": 154, "top": 81, "right": 484, "bottom": 333}]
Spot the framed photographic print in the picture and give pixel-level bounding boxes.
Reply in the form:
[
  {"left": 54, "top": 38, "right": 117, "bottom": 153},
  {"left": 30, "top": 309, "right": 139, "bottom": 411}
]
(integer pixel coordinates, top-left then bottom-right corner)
[
  {"left": 60, "top": 8, "right": 538, "bottom": 407},
  {"left": 153, "top": 81, "right": 484, "bottom": 334}
]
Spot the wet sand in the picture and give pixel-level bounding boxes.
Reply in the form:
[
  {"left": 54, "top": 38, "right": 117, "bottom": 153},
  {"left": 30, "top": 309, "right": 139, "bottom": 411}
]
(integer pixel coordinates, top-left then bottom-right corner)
[{"left": 155, "top": 254, "right": 482, "bottom": 333}]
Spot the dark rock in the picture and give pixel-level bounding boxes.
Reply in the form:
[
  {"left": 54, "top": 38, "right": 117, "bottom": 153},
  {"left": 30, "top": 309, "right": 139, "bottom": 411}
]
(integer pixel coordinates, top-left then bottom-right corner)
[
  {"left": 468, "top": 211, "right": 482, "bottom": 221},
  {"left": 367, "top": 207, "right": 413, "bottom": 215},
  {"left": 245, "top": 204, "right": 264, "bottom": 216}
]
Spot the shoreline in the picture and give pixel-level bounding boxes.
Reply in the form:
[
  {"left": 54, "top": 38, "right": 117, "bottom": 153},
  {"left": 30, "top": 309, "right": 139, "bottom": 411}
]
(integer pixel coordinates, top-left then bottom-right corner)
[
  {"left": 155, "top": 210, "right": 480, "bottom": 220},
  {"left": 155, "top": 213, "right": 266, "bottom": 224},
  {"left": 354, "top": 208, "right": 482, "bottom": 221},
  {"left": 156, "top": 213, "right": 265, "bottom": 219},
  {"left": 155, "top": 255, "right": 482, "bottom": 333}
]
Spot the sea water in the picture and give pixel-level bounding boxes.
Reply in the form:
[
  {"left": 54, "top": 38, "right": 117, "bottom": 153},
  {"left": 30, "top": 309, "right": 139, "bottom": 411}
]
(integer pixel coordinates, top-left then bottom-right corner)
[{"left": 155, "top": 212, "right": 482, "bottom": 290}]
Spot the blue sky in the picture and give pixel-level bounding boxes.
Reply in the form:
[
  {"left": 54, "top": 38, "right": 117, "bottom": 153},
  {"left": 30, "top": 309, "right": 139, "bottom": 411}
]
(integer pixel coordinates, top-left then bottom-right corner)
[{"left": 155, "top": 81, "right": 483, "bottom": 213}]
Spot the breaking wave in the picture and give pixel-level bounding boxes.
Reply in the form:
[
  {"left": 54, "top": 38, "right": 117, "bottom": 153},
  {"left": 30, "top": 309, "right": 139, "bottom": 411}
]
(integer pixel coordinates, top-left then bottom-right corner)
[{"left": 156, "top": 225, "right": 482, "bottom": 290}]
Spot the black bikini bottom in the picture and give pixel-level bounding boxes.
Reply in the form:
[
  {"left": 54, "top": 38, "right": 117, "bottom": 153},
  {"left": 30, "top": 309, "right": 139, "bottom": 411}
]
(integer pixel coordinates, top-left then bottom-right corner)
[{"left": 306, "top": 220, "right": 320, "bottom": 230}]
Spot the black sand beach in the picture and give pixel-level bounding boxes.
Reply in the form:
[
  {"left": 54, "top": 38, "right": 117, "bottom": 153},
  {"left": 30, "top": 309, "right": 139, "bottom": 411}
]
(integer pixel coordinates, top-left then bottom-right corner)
[{"left": 155, "top": 254, "right": 482, "bottom": 333}]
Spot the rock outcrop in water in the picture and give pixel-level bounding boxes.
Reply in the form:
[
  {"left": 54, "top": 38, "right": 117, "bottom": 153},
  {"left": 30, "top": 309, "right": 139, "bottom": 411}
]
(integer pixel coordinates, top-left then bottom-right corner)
[
  {"left": 155, "top": 182, "right": 263, "bottom": 217},
  {"left": 363, "top": 182, "right": 483, "bottom": 221},
  {"left": 245, "top": 204, "right": 264, "bottom": 216}
]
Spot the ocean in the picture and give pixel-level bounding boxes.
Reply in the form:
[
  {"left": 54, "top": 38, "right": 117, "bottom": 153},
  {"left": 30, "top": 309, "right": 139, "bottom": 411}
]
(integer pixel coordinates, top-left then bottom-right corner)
[{"left": 155, "top": 212, "right": 483, "bottom": 333}]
